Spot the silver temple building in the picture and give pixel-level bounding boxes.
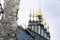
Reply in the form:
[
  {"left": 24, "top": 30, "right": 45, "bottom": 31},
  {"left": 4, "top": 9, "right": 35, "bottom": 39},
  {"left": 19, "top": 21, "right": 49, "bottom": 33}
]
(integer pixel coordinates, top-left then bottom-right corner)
[{"left": 16, "top": 9, "right": 50, "bottom": 40}]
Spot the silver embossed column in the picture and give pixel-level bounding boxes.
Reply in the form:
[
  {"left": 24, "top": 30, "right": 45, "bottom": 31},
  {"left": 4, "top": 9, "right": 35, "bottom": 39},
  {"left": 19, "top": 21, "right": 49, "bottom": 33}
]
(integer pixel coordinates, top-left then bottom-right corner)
[{"left": 0, "top": 0, "right": 20, "bottom": 40}]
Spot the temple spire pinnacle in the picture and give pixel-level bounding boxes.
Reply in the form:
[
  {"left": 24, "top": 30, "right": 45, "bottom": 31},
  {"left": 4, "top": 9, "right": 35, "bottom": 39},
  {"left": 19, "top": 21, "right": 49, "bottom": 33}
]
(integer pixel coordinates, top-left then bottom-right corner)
[
  {"left": 36, "top": 10, "right": 38, "bottom": 21},
  {"left": 44, "top": 19, "right": 47, "bottom": 25},
  {"left": 36, "top": 8, "right": 42, "bottom": 17},
  {"left": 44, "top": 19, "right": 47, "bottom": 28},
  {"left": 29, "top": 10, "right": 34, "bottom": 18},
  {"left": 29, "top": 9, "right": 32, "bottom": 17},
  {"left": 32, "top": 10, "right": 35, "bottom": 18},
  {"left": 47, "top": 22, "right": 50, "bottom": 31}
]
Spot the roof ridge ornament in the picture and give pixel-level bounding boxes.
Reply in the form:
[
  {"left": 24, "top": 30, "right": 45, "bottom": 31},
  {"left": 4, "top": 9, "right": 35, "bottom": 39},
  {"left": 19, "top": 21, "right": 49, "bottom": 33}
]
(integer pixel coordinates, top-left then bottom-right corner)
[{"left": 36, "top": 8, "right": 42, "bottom": 17}]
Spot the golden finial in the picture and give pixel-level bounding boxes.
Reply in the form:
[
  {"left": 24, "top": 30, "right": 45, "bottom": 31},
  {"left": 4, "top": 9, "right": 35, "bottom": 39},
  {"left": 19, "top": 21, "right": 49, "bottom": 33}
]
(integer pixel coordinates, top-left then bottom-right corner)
[
  {"left": 36, "top": 8, "right": 42, "bottom": 17},
  {"left": 32, "top": 10, "right": 35, "bottom": 18},
  {"left": 43, "top": 18, "right": 47, "bottom": 28},
  {"left": 36, "top": 10, "right": 38, "bottom": 17},
  {"left": 29, "top": 9, "right": 32, "bottom": 17},
  {"left": 44, "top": 19, "right": 47, "bottom": 25},
  {"left": 47, "top": 22, "right": 50, "bottom": 30},
  {"left": 29, "top": 9, "right": 35, "bottom": 18},
  {"left": 29, "top": 9, "right": 34, "bottom": 17}
]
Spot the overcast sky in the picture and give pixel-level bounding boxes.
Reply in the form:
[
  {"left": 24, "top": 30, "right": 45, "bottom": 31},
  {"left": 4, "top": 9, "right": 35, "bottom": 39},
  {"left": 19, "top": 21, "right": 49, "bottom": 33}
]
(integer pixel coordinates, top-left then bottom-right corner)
[{"left": 1, "top": 0, "right": 60, "bottom": 40}]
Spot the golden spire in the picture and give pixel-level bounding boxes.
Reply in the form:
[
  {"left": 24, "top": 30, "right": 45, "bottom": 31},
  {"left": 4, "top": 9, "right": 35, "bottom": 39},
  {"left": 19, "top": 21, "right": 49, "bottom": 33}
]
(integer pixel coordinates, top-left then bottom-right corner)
[
  {"left": 32, "top": 10, "right": 35, "bottom": 18},
  {"left": 31, "top": 10, "right": 35, "bottom": 18},
  {"left": 44, "top": 19, "right": 50, "bottom": 31},
  {"left": 47, "top": 22, "right": 50, "bottom": 30},
  {"left": 29, "top": 9, "right": 32, "bottom": 17},
  {"left": 44, "top": 19, "right": 47, "bottom": 28},
  {"left": 36, "top": 8, "right": 42, "bottom": 17},
  {"left": 29, "top": 9, "right": 33, "bottom": 17},
  {"left": 44, "top": 19, "right": 47, "bottom": 25},
  {"left": 36, "top": 10, "right": 38, "bottom": 21},
  {"left": 36, "top": 10, "right": 38, "bottom": 17}
]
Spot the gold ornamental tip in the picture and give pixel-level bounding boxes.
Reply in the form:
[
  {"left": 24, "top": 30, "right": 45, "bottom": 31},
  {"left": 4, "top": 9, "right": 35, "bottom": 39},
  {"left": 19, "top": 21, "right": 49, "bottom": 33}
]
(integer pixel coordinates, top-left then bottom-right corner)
[
  {"left": 44, "top": 19, "right": 47, "bottom": 25},
  {"left": 29, "top": 10, "right": 32, "bottom": 17},
  {"left": 36, "top": 8, "right": 42, "bottom": 17},
  {"left": 47, "top": 22, "right": 50, "bottom": 30},
  {"left": 29, "top": 12, "right": 32, "bottom": 17},
  {"left": 29, "top": 9, "right": 35, "bottom": 18}
]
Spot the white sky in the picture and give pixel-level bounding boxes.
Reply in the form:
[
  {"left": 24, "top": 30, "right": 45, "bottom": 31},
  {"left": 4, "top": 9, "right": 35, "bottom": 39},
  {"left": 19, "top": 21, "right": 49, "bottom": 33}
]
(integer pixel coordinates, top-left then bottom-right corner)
[{"left": 1, "top": 0, "right": 60, "bottom": 40}]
